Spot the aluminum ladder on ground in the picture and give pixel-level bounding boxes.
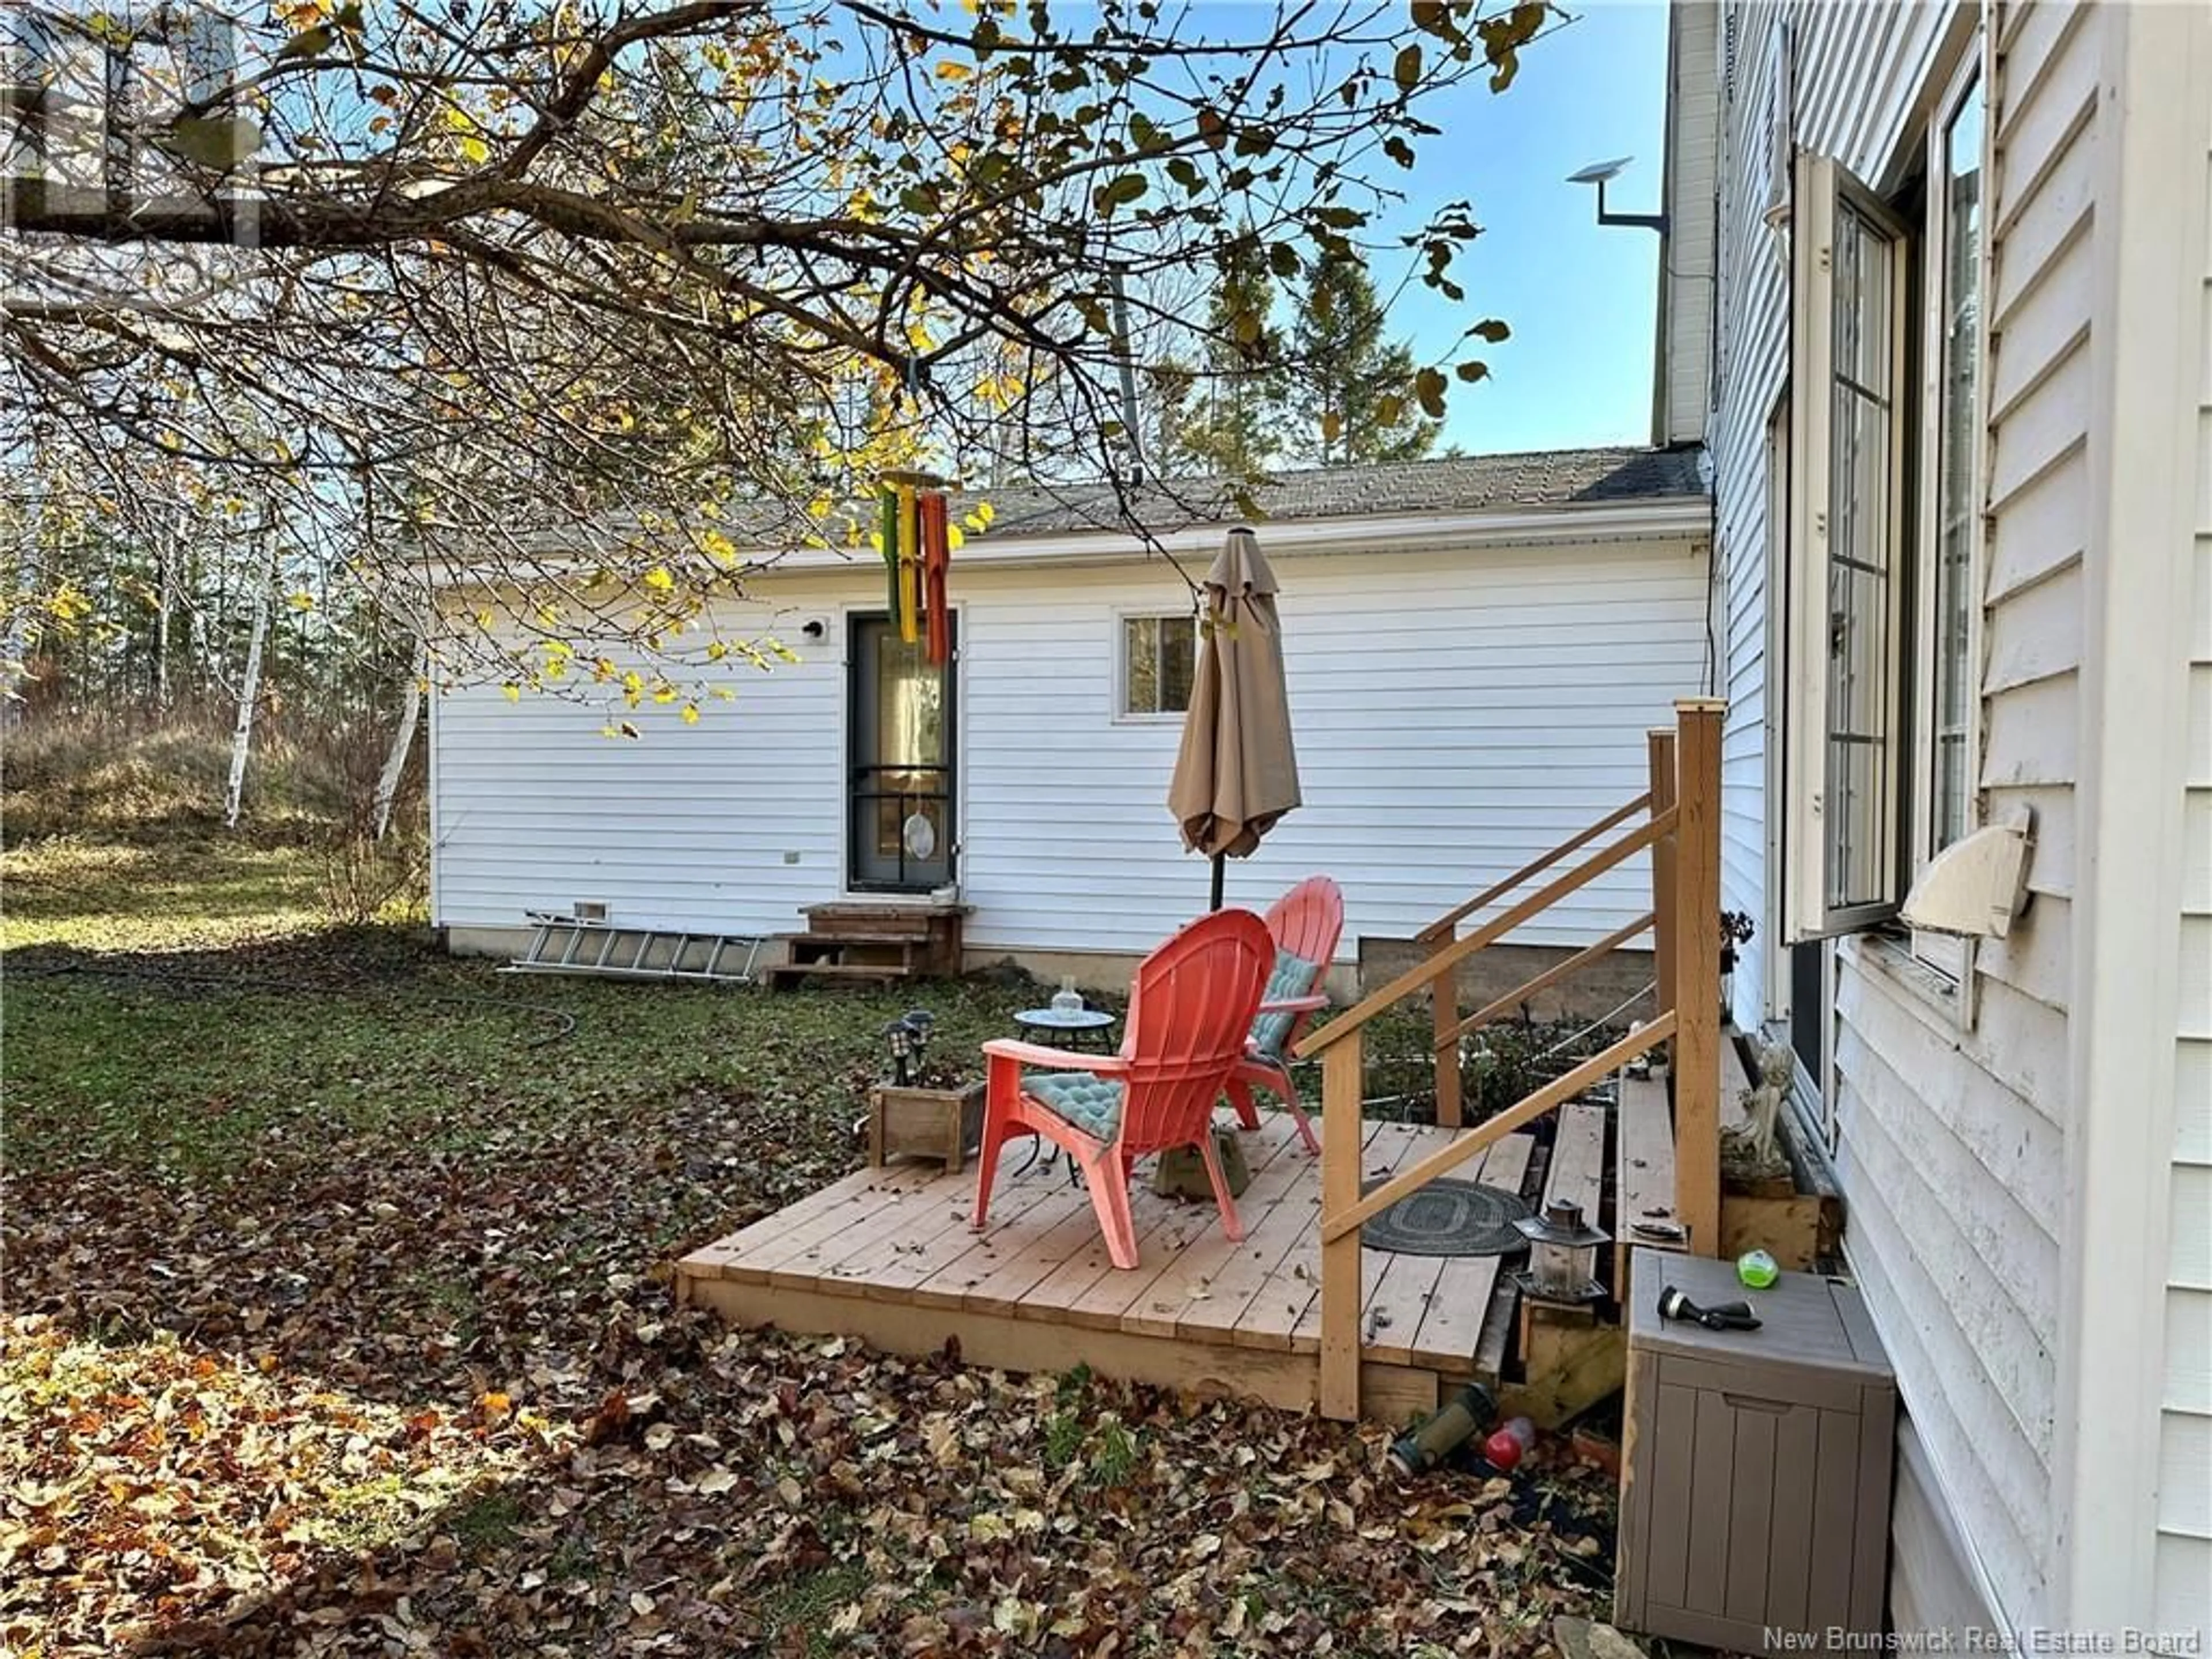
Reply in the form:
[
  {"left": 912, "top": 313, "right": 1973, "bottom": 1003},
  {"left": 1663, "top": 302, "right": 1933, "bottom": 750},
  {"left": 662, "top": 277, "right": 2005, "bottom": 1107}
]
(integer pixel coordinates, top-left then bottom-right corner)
[{"left": 503, "top": 912, "right": 763, "bottom": 984}]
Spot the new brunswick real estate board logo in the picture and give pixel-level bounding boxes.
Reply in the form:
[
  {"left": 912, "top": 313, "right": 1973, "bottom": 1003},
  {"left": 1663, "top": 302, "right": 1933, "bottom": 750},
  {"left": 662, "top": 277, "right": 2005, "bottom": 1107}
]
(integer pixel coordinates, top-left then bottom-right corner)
[
  {"left": 1766, "top": 1631, "right": 2205, "bottom": 1656},
  {"left": 3, "top": 7, "right": 267, "bottom": 262}
]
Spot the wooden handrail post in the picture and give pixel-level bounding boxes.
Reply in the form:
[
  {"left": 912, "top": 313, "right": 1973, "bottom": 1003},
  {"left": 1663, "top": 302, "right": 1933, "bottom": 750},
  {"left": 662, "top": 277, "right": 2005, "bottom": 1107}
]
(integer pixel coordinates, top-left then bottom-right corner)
[
  {"left": 1318, "top": 1035, "right": 1363, "bottom": 1420},
  {"left": 1671, "top": 699, "right": 1725, "bottom": 1257},
  {"left": 1431, "top": 959, "right": 1462, "bottom": 1128},
  {"left": 1648, "top": 728, "right": 1679, "bottom": 1025}
]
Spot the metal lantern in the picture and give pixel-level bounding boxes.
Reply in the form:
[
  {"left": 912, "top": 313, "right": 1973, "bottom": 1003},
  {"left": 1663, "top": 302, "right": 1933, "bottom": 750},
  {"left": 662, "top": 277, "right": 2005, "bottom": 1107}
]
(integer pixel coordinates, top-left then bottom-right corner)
[
  {"left": 881, "top": 1009, "right": 935, "bottom": 1088},
  {"left": 1510, "top": 1197, "right": 1611, "bottom": 1306}
]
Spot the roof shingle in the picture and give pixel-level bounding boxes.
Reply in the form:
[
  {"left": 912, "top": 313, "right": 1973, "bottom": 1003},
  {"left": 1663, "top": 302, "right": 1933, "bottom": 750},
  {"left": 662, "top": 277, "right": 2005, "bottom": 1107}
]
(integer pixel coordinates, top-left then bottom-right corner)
[{"left": 972, "top": 445, "right": 1709, "bottom": 539}]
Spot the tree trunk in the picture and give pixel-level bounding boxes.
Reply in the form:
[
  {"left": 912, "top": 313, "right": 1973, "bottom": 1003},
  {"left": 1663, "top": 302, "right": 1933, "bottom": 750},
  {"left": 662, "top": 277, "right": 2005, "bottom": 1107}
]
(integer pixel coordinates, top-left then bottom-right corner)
[
  {"left": 225, "top": 522, "right": 277, "bottom": 830},
  {"left": 373, "top": 644, "right": 425, "bottom": 840}
]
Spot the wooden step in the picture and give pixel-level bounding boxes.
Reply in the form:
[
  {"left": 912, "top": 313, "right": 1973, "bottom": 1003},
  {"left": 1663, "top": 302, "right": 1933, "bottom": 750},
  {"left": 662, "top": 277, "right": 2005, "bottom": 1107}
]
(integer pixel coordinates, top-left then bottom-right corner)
[
  {"left": 1615, "top": 1072, "right": 1684, "bottom": 1297},
  {"left": 1518, "top": 1101, "right": 1608, "bottom": 1348},
  {"left": 764, "top": 960, "right": 915, "bottom": 990}
]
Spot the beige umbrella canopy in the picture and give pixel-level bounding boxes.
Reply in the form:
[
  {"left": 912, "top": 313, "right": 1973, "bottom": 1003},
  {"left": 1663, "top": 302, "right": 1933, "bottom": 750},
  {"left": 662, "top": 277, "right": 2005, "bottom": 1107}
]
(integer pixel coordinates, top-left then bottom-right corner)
[{"left": 1168, "top": 526, "right": 1303, "bottom": 909}]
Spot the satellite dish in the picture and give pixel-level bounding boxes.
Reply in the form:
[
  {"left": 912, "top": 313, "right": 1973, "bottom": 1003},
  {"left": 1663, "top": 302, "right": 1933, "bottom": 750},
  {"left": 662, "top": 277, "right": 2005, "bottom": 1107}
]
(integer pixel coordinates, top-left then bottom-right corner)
[
  {"left": 902, "top": 810, "right": 938, "bottom": 861},
  {"left": 1567, "top": 156, "right": 1635, "bottom": 185}
]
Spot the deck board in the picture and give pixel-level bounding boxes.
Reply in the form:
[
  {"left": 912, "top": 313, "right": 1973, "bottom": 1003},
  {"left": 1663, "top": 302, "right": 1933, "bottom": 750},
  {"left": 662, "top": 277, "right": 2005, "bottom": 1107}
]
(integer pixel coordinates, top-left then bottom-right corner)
[
  {"left": 679, "top": 1110, "right": 1520, "bottom": 1413},
  {"left": 1287, "top": 1120, "right": 1441, "bottom": 1350},
  {"left": 1616, "top": 1073, "right": 1683, "bottom": 1290},
  {"left": 1390, "top": 1132, "right": 1536, "bottom": 1369},
  {"left": 1123, "top": 1120, "right": 1319, "bottom": 1339}
]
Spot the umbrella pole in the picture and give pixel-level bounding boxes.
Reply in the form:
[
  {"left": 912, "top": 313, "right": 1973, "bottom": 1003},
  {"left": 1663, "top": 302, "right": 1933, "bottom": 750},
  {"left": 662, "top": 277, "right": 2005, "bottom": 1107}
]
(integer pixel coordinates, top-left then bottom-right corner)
[{"left": 1210, "top": 854, "right": 1225, "bottom": 912}]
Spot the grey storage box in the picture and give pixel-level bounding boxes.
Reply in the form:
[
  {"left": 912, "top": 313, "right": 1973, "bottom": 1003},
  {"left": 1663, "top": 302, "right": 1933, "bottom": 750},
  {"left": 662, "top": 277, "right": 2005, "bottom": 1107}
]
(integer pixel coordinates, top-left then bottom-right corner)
[{"left": 1616, "top": 1249, "right": 1896, "bottom": 1654}]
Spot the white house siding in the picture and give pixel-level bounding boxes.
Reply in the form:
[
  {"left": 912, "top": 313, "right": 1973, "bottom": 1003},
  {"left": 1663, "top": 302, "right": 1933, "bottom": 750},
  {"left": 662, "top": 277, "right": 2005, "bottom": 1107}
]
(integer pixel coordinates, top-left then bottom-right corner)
[
  {"left": 1711, "top": 0, "right": 1790, "bottom": 1029},
  {"left": 1657, "top": 0, "right": 1720, "bottom": 446},
  {"left": 431, "top": 536, "right": 1710, "bottom": 963},
  {"left": 430, "top": 573, "right": 877, "bottom": 937},
  {"left": 1707, "top": 0, "right": 2089, "bottom": 1635},
  {"left": 2156, "top": 50, "right": 2212, "bottom": 1635}
]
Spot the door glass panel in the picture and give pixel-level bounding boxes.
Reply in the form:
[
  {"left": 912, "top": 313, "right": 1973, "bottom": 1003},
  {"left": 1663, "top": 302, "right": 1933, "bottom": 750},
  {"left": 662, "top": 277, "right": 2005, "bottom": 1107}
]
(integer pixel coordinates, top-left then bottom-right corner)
[{"left": 850, "top": 616, "right": 953, "bottom": 890}]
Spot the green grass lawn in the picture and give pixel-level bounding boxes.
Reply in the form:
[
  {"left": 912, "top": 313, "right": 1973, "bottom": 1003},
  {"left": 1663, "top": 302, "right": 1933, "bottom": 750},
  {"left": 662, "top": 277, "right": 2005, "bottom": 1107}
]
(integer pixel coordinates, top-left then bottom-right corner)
[{"left": 2, "top": 836, "right": 1613, "bottom": 1658}]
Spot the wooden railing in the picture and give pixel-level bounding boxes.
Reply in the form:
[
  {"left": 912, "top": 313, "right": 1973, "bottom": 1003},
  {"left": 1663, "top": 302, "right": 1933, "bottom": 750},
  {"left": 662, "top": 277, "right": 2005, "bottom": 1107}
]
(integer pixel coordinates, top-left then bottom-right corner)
[{"left": 1295, "top": 698, "right": 1725, "bottom": 1420}]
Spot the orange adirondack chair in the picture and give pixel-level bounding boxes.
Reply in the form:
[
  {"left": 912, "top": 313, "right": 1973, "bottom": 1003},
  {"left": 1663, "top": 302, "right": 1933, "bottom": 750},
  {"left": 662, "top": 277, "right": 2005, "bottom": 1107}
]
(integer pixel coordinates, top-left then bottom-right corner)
[
  {"left": 971, "top": 908, "right": 1274, "bottom": 1271},
  {"left": 1222, "top": 875, "right": 1344, "bottom": 1154}
]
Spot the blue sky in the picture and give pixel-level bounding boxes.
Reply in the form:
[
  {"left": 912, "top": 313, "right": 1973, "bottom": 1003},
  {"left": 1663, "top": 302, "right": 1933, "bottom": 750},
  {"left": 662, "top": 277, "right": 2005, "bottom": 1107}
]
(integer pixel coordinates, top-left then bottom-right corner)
[{"left": 1366, "top": 1, "right": 1672, "bottom": 453}]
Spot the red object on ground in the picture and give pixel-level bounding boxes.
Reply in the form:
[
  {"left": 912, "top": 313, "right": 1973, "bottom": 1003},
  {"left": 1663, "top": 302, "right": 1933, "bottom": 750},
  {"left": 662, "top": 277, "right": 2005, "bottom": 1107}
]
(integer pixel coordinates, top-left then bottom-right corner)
[{"left": 1484, "top": 1416, "right": 1537, "bottom": 1471}]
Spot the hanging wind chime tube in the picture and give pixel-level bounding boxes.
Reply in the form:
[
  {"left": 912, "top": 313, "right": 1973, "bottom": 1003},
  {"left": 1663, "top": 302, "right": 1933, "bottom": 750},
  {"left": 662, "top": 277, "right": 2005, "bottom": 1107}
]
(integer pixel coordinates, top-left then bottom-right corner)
[
  {"left": 919, "top": 491, "right": 951, "bottom": 666},
  {"left": 879, "top": 471, "right": 957, "bottom": 666},
  {"left": 878, "top": 484, "right": 902, "bottom": 618},
  {"left": 896, "top": 484, "right": 923, "bottom": 645}
]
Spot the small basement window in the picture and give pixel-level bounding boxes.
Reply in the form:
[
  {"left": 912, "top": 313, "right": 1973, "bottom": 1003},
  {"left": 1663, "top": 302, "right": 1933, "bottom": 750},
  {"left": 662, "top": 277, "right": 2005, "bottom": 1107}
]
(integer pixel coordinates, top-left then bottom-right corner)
[{"left": 1120, "top": 613, "right": 1198, "bottom": 717}]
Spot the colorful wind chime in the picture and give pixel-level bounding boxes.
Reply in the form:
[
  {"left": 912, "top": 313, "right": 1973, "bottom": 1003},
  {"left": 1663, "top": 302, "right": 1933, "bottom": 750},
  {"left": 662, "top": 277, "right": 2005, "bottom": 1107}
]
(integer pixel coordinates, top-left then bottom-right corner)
[{"left": 878, "top": 474, "right": 954, "bottom": 666}]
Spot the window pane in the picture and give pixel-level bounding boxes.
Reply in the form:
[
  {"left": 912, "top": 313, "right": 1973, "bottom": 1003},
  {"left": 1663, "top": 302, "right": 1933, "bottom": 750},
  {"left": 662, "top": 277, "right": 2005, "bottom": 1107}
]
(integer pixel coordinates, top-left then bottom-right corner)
[
  {"left": 1124, "top": 616, "right": 1159, "bottom": 713},
  {"left": 1159, "top": 619, "right": 1196, "bottom": 712},
  {"left": 1123, "top": 615, "right": 1195, "bottom": 714},
  {"left": 1932, "top": 74, "right": 1985, "bottom": 851},
  {"left": 1824, "top": 194, "right": 1898, "bottom": 915},
  {"left": 876, "top": 632, "right": 943, "bottom": 766}
]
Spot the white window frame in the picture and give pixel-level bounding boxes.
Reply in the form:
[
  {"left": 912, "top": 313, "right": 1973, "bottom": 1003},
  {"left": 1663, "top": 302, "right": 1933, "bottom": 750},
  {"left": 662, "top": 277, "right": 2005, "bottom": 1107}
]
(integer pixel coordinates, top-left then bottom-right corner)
[
  {"left": 1114, "top": 608, "right": 1199, "bottom": 721},
  {"left": 1783, "top": 148, "right": 1915, "bottom": 943},
  {"left": 1904, "top": 46, "right": 1991, "bottom": 992}
]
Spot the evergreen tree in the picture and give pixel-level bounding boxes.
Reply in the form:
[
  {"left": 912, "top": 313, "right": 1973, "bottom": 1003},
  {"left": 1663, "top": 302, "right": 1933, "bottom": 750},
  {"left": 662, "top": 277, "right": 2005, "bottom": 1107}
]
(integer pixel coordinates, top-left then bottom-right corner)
[
  {"left": 1291, "top": 254, "right": 1441, "bottom": 465},
  {"left": 1158, "top": 239, "right": 1287, "bottom": 476}
]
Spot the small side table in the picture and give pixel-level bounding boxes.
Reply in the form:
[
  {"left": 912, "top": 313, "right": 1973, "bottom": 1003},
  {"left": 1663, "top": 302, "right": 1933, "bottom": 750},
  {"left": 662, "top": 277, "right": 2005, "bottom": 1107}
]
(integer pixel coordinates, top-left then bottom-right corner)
[{"left": 1012, "top": 1007, "right": 1118, "bottom": 1053}]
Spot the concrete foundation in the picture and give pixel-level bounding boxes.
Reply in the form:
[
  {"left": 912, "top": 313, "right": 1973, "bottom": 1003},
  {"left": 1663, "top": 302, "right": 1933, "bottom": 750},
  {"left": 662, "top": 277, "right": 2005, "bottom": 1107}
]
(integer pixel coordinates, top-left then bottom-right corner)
[{"left": 441, "top": 923, "right": 1639, "bottom": 1021}]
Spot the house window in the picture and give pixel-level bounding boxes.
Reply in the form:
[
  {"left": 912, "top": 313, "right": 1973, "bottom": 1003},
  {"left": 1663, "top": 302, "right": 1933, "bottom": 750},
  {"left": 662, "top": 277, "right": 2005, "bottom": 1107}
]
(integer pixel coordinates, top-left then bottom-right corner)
[
  {"left": 1782, "top": 41, "right": 1987, "bottom": 946},
  {"left": 1121, "top": 613, "right": 1197, "bottom": 716},
  {"left": 1927, "top": 67, "right": 1984, "bottom": 858}
]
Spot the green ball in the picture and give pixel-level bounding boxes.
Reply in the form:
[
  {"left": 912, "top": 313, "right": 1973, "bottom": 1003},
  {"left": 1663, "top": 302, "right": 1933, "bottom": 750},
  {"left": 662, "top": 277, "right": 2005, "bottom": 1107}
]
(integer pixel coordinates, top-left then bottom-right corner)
[{"left": 1737, "top": 1249, "right": 1779, "bottom": 1289}]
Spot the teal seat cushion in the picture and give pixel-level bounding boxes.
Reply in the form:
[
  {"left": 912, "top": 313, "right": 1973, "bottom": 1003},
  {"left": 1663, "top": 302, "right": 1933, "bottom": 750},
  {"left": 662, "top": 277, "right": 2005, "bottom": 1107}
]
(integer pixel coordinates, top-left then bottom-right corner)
[
  {"left": 1022, "top": 1071, "right": 1124, "bottom": 1140},
  {"left": 1248, "top": 949, "right": 1323, "bottom": 1060}
]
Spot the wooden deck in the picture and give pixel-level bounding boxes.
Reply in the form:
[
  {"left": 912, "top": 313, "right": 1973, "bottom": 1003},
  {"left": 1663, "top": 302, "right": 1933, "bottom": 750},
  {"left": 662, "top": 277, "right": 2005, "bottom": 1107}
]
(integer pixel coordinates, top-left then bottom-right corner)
[{"left": 677, "top": 1112, "right": 1539, "bottom": 1423}]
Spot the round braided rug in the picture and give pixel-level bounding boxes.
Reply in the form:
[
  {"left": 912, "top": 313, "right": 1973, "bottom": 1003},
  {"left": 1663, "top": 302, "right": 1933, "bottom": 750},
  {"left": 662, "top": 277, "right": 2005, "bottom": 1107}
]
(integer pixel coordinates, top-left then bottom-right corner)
[{"left": 1359, "top": 1178, "right": 1532, "bottom": 1257}]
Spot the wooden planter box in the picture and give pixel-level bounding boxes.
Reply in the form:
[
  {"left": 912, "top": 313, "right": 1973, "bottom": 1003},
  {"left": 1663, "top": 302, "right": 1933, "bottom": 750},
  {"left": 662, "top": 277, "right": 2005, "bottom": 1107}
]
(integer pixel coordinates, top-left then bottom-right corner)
[{"left": 868, "top": 1081, "right": 986, "bottom": 1174}]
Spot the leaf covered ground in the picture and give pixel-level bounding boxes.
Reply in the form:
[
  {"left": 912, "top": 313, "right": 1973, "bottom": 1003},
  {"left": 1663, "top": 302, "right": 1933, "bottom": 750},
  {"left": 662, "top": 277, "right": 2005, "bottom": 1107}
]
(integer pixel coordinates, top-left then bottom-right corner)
[{"left": 3, "top": 837, "right": 1616, "bottom": 1657}]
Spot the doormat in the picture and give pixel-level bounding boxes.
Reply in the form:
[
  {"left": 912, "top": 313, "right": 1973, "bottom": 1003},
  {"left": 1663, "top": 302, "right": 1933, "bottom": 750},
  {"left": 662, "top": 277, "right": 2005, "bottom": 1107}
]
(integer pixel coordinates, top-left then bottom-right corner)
[{"left": 1361, "top": 1179, "right": 1533, "bottom": 1256}]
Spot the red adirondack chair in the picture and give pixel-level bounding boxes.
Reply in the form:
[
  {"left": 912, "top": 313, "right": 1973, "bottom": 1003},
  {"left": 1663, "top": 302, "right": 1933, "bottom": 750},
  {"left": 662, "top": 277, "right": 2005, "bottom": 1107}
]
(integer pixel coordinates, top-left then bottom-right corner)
[
  {"left": 971, "top": 908, "right": 1273, "bottom": 1271},
  {"left": 1222, "top": 875, "right": 1344, "bottom": 1154}
]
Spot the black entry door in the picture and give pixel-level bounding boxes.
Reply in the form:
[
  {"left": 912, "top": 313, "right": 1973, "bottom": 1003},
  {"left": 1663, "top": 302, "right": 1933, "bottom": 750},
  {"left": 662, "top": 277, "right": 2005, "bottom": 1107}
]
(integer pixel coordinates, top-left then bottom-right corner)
[{"left": 848, "top": 615, "right": 955, "bottom": 892}]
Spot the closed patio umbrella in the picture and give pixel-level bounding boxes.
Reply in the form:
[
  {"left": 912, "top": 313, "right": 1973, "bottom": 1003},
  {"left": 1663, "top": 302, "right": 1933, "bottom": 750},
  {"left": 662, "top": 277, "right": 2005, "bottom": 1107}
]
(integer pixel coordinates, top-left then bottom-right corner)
[{"left": 1168, "top": 526, "right": 1303, "bottom": 910}]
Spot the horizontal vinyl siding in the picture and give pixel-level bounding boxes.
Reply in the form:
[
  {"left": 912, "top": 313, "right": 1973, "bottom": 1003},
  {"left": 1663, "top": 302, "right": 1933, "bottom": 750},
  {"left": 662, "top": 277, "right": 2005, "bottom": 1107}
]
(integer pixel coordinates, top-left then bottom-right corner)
[
  {"left": 1711, "top": 0, "right": 1790, "bottom": 1029},
  {"left": 431, "top": 577, "right": 871, "bottom": 936},
  {"left": 2156, "top": 82, "right": 2212, "bottom": 1634},
  {"left": 430, "top": 540, "right": 1710, "bottom": 959},
  {"left": 1660, "top": 0, "right": 1721, "bottom": 444},
  {"left": 1707, "top": 0, "right": 2079, "bottom": 1635},
  {"left": 1825, "top": 5, "right": 2107, "bottom": 1630},
  {"left": 959, "top": 543, "right": 1708, "bottom": 956}
]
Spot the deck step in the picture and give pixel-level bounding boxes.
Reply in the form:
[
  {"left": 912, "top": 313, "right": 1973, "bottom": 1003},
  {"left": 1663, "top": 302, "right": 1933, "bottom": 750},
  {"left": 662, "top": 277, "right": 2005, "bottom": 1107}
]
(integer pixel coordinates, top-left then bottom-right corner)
[
  {"left": 764, "top": 960, "right": 916, "bottom": 989},
  {"left": 1613, "top": 1073, "right": 1684, "bottom": 1296}
]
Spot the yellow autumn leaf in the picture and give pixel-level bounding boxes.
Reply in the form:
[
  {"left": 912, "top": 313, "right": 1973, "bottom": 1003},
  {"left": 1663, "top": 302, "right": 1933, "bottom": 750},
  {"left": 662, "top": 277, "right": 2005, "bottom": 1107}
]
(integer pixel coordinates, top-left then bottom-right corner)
[
  {"left": 643, "top": 566, "right": 675, "bottom": 592},
  {"left": 502, "top": 683, "right": 520, "bottom": 702},
  {"left": 706, "top": 641, "right": 727, "bottom": 661},
  {"left": 460, "top": 134, "right": 489, "bottom": 164},
  {"left": 622, "top": 670, "right": 644, "bottom": 694},
  {"left": 681, "top": 703, "right": 700, "bottom": 725},
  {"left": 286, "top": 591, "right": 315, "bottom": 612},
  {"left": 935, "top": 60, "right": 973, "bottom": 82},
  {"left": 652, "top": 684, "right": 677, "bottom": 703}
]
